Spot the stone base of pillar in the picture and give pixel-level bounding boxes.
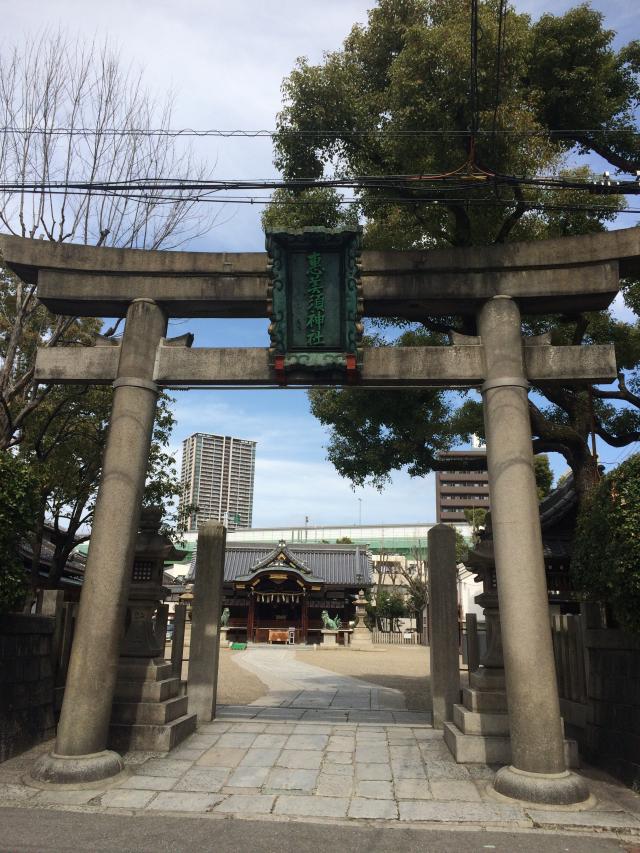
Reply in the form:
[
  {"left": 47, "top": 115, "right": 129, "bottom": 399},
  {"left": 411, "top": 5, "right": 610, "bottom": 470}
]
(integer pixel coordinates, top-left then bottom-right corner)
[
  {"left": 320, "top": 630, "right": 339, "bottom": 647},
  {"left": 493, "top": 765, "right": 590, "bottom": 805},
  {"left": 109, "top": 657, "right": 196, "bottom": 752},
  {"left": 30, "top": 749, "right": 124, "bottom": 785},
  {"left": 350, "top": 625, "right": 373, "bottom": 648},
  {"left": 443, "top": 668, "right": 580, "bottom": 768}
]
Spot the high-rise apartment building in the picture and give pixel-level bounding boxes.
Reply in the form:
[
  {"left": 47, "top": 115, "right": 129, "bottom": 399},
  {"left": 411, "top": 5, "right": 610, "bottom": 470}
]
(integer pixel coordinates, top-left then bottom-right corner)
[
  {"left": 435, "top": 449, "right": 490, "bottom": 524},
  {"left": 180, "top": 433, "right": 256, "bottom": 533}
]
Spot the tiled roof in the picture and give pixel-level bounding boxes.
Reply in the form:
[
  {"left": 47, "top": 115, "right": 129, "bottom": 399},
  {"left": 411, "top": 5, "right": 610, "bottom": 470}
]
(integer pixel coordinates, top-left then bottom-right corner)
[{"left": 187, "top": 542, "right": 372, "bottom": 586}]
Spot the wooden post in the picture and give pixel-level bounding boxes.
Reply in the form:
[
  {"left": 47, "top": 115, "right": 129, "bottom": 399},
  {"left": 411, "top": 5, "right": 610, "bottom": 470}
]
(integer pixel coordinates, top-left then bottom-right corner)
[
  {"left": 301, "top": 595, "right": 308, "bottom": 644},
  {"left": 247, "top": 594, "right": 255, "bottom": 643},
  {"left": 171, "top": 604, "right": 187, "bottom": 679},
  {"left": 466, "top": 613, "right": 480, "bottom": 677}
]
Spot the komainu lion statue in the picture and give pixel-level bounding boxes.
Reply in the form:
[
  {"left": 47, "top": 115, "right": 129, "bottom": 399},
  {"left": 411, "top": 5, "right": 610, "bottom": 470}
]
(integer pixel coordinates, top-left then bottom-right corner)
[{"left": 321, "top": 610, "right": 342, "bottom": 631}]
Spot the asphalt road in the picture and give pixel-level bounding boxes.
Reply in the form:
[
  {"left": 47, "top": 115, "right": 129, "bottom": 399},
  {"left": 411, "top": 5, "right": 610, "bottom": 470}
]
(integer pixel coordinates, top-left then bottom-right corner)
[{"left": 0, "top": 808, "right": 634, "bottom": 853}]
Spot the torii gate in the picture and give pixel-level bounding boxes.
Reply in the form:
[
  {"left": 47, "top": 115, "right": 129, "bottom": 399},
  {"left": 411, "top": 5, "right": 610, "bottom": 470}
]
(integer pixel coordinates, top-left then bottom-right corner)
[{"left": 3, "top": 226, "right": 638, "bottom": 805}]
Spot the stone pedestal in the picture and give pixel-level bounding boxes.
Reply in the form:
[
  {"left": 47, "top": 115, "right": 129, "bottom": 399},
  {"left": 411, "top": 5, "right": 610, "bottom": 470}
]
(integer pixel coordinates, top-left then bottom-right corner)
[
  {"left": 350, "top": 589, "right": 373, "bottom": 649},
  {"left": 321, "top": 630, "right": 339, "bottom": 647},
  {"left": 109, "top": 507, "right": 196, "bottom": 752},
  {"left": 110, "top": 658, "right": 195, "bottom": 751},
  {"left": 444, "top": 582, "right": 579, "bottom": 768},
  {"left": 220, "top": 627, "right": 230, "bottom": 647}
]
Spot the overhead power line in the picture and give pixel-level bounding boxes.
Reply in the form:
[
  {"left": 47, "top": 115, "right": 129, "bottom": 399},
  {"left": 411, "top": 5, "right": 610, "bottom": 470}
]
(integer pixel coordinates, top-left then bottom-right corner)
[
  {"left": 0, "top": 126, "right": 638, "bottom": 138},
  {"left": 0, "top": 171, "right": 637, "bottom": 194}
]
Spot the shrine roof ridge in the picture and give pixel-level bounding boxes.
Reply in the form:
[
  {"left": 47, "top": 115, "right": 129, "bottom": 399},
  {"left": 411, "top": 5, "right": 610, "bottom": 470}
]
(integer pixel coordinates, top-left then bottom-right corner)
[{"left": 186, "top": 541, "right": 372, "bottom": 586}]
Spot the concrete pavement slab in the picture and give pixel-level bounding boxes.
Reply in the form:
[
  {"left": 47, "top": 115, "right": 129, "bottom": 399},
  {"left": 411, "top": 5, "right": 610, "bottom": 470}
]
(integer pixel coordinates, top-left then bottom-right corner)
[
  {"left": 348, "top": 797, "right": 398, "bottom": 819},
  {"left": 285, "top": 734, "right": 328, "bottom": 750},
  {"left": 238, "top": 748, "right": 282, "bottom": 766},
  {"left": 394, "top": 778, "right": 432, "bottom": 799},
  {"left": 118, "top": 775, "right": 176, "bottom": 791},
  {"left": 266, "top": 768, "right": 319, "bottom": 791},
  {"left": 355, "top": 762, "right": 392, "bottom": 781},
  {"left": 315, "top": 773, "right": 353, "bottom": 797},
  {"left": 399, "top": 799, "right": 530, "bottom": 824},
  {"left": 276, "top": 750, "right": 323, "bottom": 770},
  {"left": 146, "top": 791, "right": 223, "bottom": 812},
  {"left": 429, "top": 780, "right": 483, "bottom": 801},
  {"left": 273, "top": 795, "right": 349, "bottom": 818},
  {"left": 355, "top": 780, "right": 395, "bottom": 799},
  {"left": 172, "top": 767, "right": 230, "bottom": 792},
  {"left": 196, "top": 746, "right": 246, "bottom": 767},
  {"left": 226, "top": 765, "right": 270, "bottom": 787},
  {"left": 34, "top": 789, "right": 99, "bottom": 805},
  {"left": 213, "top": 794, "right": 275, "bottom": 814},
  {"left": 526, "top": 809, "right": 640, "bottom": 831},
  {"left": 136, "top": 759, "right": 191, "bottom": 777},
  {"left": 99, "top": 789, "right": 156, "bottom": 809}
]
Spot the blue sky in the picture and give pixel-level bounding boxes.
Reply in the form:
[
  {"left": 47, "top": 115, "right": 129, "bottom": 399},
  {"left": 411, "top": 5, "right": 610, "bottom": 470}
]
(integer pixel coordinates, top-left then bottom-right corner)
[{"left": 3, "top": 1, "right": 639, "bottom": 526}]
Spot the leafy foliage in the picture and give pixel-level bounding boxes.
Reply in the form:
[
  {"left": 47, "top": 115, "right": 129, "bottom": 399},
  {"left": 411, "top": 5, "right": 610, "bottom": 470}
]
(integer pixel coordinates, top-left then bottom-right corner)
[
  {"left": 368, "top": 587, "right": 407, "bottom": 630},
  {"left": 534, "top": 454, "right": 554, "bottom": 500},
  {"left": 268, "top": 0, "right": 640, "bottom": 501},
  {"left": 571, "top": 454, "right": 640, "bottom": 634},
  {"left": 0, "top": 452, "right": 38, "bottom": 611},
  {"left": 16, "top": 386, "right": 186, "bottom": 589}
]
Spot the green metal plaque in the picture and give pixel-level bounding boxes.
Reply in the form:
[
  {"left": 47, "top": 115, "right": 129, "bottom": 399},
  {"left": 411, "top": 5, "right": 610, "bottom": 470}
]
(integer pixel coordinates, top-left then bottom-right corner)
[{"left": 266, "top": 227, "right": 363, "bottom": 381}]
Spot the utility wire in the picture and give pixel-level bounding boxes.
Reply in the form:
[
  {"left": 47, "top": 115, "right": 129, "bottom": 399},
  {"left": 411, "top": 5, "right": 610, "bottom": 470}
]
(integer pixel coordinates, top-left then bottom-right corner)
[
  {"left": 0, "top": 126, "right": 637, "bottom": 138},
  {"left": 0, "top": 172, "right": 636, "bottom": 193},
  {"left": 1, "top": 185, "right": 635, "bottom": 212}
]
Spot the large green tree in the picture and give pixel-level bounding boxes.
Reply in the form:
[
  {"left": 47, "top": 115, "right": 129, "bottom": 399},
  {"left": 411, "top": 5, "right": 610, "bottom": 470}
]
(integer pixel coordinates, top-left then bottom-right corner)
[
  {"left": 571, "top": 454, "right": 640, "bottom": 633},
  {"left": 269, "top": 0, "right": 640, "bottom": 500},
  {"left": 18, "top": 385, "right": 185, "bottom": 591}
]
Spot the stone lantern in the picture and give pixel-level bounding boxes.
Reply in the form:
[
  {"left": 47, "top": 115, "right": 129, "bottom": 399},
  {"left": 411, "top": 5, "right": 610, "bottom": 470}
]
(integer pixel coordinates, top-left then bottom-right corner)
[
  {"left": 120, "top": 506, "right": 186, "bottom": 658},
  {"left": 350, "top": 589, "right": 373, "bottom": 649},
  {"left": 109, "top": 506, "right": 196, "bottom": 752}
]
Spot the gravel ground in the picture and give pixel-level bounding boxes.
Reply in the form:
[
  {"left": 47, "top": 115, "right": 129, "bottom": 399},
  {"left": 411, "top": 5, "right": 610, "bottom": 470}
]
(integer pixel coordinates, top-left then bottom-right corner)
[
  {"left": 298, "top": 645, "right": 435, "bottom": 711},
  {"left": 217, "top": 648, "right": 269, "bottom": 705},
  {"left": 166, "top": 641, "right": 269, "bottom": 706}
]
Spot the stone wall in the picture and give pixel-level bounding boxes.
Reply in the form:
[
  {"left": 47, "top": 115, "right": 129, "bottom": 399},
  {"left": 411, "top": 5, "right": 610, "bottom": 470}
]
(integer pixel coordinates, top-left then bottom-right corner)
[{"left": 0, "top": 614, "right": 55, "bottom": 762}]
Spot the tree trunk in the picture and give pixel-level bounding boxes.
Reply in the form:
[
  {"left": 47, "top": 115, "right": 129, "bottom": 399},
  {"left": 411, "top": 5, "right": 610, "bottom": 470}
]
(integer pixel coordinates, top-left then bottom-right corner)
[
  {"left": 30, "top": 496, "right": 47, "bottom": 591},
  {"left": 571, "top": 449, "right": 600, "bottom": 503}
]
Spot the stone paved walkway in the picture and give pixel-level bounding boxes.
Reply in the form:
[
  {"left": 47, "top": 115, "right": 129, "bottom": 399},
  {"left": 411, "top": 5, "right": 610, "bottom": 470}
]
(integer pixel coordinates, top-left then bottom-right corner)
[
  {"left": 0, "top": 648, "right": 638, "bottom": 838},
  {"left": 226, "top": 646, "right": 428, "bottom": 724},
  {"left": 1, "top": 720, "right": 639, "bottom": 837}
]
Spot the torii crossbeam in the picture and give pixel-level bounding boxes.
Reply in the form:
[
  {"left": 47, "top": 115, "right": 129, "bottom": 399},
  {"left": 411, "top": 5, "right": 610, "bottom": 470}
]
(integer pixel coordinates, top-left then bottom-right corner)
[{"left": 3, "top": 226, "right": 637, "bottom": 805}]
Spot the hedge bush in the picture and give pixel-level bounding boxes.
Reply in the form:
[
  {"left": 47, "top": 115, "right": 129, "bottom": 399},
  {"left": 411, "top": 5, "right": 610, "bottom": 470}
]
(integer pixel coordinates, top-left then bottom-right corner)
[
  {"left": 571, "top": 454, "right": 640, "bottom": 634},
  {"left": 0, "top": 452, "right": 38, "bottom": 612}
]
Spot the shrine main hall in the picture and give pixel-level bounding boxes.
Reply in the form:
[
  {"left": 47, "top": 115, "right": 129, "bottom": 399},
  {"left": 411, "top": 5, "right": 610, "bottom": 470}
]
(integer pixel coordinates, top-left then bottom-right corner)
[{"left": 185, "top": 541, "right": 372, "bottom": 645}]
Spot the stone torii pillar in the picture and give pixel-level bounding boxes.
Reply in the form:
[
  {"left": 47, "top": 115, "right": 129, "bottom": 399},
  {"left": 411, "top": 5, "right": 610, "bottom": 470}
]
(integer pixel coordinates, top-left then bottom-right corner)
[
  {"left": 33, "top": 298, "right": 167, "bottom": 784},
  {"left": 477, "top": 296, "right": 588, "bottom": 804},
  {"left": 2, "top": 227, "right": 635, "bottom": 796}
]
